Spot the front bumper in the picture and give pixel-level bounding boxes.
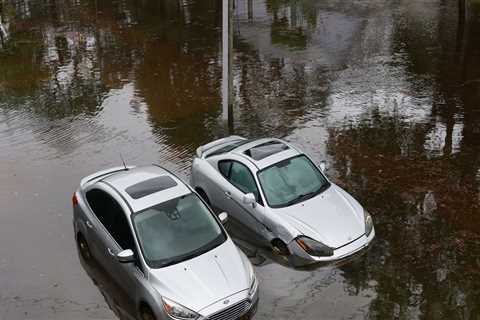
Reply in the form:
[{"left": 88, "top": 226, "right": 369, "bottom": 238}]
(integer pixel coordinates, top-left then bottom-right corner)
[
  {"left": 199, "top": 287, "right": 259, "bottom": 320},
  {"left": 288, "top": 227, "right": 376, "bottom": 267}
]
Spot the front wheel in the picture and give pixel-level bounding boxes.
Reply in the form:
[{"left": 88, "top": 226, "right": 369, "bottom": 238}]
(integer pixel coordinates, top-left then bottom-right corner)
[
  {"left": 139, "top": 305, "right": 156, "bottom": 320},
  {"left": 272, "top": 239, "right": 290, "bottom": 256}
]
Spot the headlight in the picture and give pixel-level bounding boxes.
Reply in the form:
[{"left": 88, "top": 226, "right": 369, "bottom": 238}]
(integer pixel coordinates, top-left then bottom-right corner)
[
  {"left": 295, "top": 236, "right": 333, "bottom": 257},
  {"left": 248, "top": 272, "right": 258, "bottom": 297},
  {"left": 243, "top": 252, "right": 258, "bottom": 298},
  {"left": 162, "top": 297, "right": 200, "bottom": 320},
  {"left": 364, "top": 210, "right": 373, "bottom": 236}
]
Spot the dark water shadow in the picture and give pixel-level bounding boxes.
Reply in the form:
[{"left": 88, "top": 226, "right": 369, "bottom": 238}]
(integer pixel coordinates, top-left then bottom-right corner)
[{"left": 77, "top": 250, "right": 137, "bottom": 320}]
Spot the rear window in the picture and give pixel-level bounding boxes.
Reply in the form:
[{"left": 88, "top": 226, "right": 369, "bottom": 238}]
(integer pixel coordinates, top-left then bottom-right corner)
[
  {"left": 244, "top": 141, "right": 289, "bottom": 161},
  {"left": 125, "top": 176, "right": 178, "bottom": 199},
  {"left": 218, "top": 161, "right": 232, "bottom": 178},
  {"left": 206, "top": 139, "right": 252, "bottom": 158}
]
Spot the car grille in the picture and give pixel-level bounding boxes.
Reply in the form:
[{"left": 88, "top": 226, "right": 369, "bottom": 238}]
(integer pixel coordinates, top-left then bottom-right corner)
[{"left": 208, "top": 299, "right": 250, "bottom": 320}]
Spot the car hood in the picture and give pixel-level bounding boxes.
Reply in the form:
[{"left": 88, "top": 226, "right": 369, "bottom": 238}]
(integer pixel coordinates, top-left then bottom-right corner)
[
  {"left": 148, "top": 239, "right": 251, "bottom": 312},
  {"left": 275, "top": 184, "right": 365, "bottom": 248}
]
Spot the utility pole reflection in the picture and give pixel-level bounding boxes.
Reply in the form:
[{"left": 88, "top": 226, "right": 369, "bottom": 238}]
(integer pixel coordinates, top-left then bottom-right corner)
[{"left": 222, "top": 0, "right": 234, "bottom": 134}]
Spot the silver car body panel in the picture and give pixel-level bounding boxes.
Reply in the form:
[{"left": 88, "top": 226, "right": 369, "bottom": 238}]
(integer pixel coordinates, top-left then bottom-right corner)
[
  {"left": 192, "top": 152, "right": 283, "bottom": 246},
  {"left": 74, "top": 179, "right": 146, "bottom": 316},
  {"left": 274, "top": 185, "right": 365, "bottom": 248},
  {"left": 191, "top": 137, "right": 375, "bottom": 265},
  {"left": 287, "top": 228, "right": 376, "bottom": 266},
  {"left": 148, "top": 240, "right": 250, "bottom": 313},
  {"left": 73, "top": 165, "right": 258, "bottom": 319},
  {"left": 101, "top": 166, "right": 191, "bottom": 212},
  {"left": 196, "top": 135, "right": 246, "bottom": 158},
  {"left": 79, "top": 166, "right": 135, "bottom": 189}
]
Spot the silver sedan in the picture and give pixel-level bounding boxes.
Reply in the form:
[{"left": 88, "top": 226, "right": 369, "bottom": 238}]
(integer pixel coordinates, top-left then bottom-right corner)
[
  {"left": 73, "top": 165, "right": 258, "bottom": 320},
  {"left": 190, "top": 136, "right": 375, "bottom": 266}
]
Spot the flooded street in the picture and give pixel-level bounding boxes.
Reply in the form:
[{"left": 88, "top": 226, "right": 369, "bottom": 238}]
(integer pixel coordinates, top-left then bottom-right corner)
[{"left": 1, "top": 0, "right": 480, "bottom": 319}]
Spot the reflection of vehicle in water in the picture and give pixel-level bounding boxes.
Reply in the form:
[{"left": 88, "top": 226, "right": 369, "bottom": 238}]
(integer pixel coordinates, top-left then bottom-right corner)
[
  {"left": 73, "top": 165, "right": 259, "bottom": 320},
  {"left": 191, "top": 136, "right": 375, "bottom": 267}
]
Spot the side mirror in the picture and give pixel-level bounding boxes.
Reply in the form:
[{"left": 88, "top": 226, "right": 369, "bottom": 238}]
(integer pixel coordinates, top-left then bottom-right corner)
[
  {"left": 319, "top": 160, "right": 328, "bottom": 173},
  {"left": 116, "top": 249, "right": 135, "bottom": 263},
  {"left": 218, "top": 212, "right": 229, "bottom": 225},
  {"left": 243, "top": 193, "right": 256, "bottom": 208}
]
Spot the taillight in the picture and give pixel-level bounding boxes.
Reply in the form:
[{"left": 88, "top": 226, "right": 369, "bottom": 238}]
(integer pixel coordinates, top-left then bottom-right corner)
[{"left": 72, "top": 193, "right": 78, "bottom": 206}]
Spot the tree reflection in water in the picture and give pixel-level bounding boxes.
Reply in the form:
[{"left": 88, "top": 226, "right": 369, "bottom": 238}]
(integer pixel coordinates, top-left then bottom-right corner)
[{"left": 0, "top": 0, "right": 479, "bottom": 319}]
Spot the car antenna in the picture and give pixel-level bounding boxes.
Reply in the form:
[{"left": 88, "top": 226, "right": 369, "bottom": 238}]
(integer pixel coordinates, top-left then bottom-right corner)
[{"left": 120, "top": 153, "right": 128, "bottom": 170}]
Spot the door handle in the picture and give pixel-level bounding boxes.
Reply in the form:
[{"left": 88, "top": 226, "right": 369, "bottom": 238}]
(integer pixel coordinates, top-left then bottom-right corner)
[
  {"left": 224, "top": 191, "right": 232, "bottom": 199},
  {"left": 107, "top": 248, "right": 116, "bottom": 256},
  {"left": 85, "top": 220, "right": 93, "bottom": 229}
]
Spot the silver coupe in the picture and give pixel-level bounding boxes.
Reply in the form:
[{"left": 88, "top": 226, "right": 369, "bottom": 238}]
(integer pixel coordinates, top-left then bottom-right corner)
[{"left": 191, "top": 136, "right": 375, "bottom": 266}]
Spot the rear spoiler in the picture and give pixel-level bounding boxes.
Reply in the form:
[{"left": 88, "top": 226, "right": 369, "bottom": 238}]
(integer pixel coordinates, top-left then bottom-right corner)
[
  {"left": 196, "top": 135, "right": 245, "bottom": 158},
  {"left": 80, "top": 166, "right": 135, "bottom": 188}
]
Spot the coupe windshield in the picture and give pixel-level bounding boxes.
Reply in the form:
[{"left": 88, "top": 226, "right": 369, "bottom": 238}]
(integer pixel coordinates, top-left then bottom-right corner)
[
  {"left": 258, "top": 155, "right": 330, "bottom": 208},
  {"left": 132, "top": 193, "right": 226, "bottom": 268}
]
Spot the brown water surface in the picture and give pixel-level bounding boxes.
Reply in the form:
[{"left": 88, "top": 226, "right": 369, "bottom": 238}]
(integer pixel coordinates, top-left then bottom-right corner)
[{"left": 1, "top": 0, "right": 479, "bottom": 319}]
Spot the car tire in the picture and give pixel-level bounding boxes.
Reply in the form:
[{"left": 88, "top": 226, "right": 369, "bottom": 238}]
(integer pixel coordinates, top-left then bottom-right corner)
[
  {"left": 139, "top": 304, "right": 156, "bottom": 320},
  {"left": 77, "top": 234, "right": 92, "bottom": 261}
]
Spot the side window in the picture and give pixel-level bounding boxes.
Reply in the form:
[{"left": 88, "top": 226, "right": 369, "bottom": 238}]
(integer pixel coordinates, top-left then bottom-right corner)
[
  {"left": 86, "top": 189, "right": 111, "bottom": 228},
  {"left": 229, "top": 162, "right": 261, "bottom": 203},
  {"left": 218, "top": 160, "right": 232, "bottom": 178},
  {"left": 86, "top": 189, "right": 135, "bottom": 250},
  {"left": 107, "top": 201, "right": 135, "bottom": 251}
]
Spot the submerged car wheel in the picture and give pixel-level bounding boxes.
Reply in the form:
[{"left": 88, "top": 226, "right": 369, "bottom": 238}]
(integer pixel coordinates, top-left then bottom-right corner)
[
  {"left": 77, "top": 234, "right": 92, "bottom": 261},
  {"left": 272, "top": 239, "right": 290, "bottom": 256},
  {"left": 139, "top": 304, "right": 156, "bottom": 320}
]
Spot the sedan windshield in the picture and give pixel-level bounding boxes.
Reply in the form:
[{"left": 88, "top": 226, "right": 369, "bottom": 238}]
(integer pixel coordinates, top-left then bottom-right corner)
[
  {"left": 132, "top": 193, "right": 226, "bottom": 268},
  {"left": 258, "top": 155, "right": 330, "bottom": 208}
]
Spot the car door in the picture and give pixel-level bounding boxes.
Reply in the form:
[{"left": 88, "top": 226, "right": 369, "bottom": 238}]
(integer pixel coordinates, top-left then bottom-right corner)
[
  {"left": 218, "top": 160, "right": 272, "bottom": 246},
  {"left": 85, "top": 187, "right": 142, "bottom": 318}
]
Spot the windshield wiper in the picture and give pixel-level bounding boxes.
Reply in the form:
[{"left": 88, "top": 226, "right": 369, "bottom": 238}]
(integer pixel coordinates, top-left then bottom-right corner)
[
  {"left": 155, "top": 235, "right": 225, "bottom": 268},
  {"left": 158, "top": 251, "right": 200, "bottom": 268},
  {"left": 318, "top": 181, "right": 331, "bottom": 193},
  {"left": 286, "top": 191, "right": 317, "bottom": 206},
  {"left": 285, "top": 183, "right": 331, "bottom": 207}
]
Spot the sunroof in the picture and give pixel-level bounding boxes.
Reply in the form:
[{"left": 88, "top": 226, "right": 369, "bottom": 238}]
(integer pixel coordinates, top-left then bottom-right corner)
[
  {"left": 125, "top": 176, "right": 178, "bottom": 199},
  {"left": 244, "top": 141, "right": 289, "bottom": 161}
]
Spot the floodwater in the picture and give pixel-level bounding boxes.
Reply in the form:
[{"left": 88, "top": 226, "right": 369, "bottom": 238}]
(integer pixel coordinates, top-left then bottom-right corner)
[{"left": 1, "top": 0, "right": 479, "bottom": 319}]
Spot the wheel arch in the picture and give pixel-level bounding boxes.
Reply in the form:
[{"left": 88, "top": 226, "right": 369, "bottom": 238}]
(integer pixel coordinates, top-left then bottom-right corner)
[
  {"left": 138, "top": 299, "right": 155, "bottom": 320},
  {"left": 271, "top": 238, "right": 290, "bottom": 256},
  {"left": 76, "top": 231, "right": 84, "bottom": 241}
]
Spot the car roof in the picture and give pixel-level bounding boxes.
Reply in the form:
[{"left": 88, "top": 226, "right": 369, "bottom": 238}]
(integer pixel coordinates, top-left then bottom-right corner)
[
  {"left": 101, "top": 165, "right": 191, "bottom": 213},
  {"left": 229, "top": 138, "right": 302, "bottom": 170}
]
